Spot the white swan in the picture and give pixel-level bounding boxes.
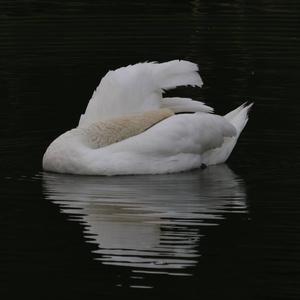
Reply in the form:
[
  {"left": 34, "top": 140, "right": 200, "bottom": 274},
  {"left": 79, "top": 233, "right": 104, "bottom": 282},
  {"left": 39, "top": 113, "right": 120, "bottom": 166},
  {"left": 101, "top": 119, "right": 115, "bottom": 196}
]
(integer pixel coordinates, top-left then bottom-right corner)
[{"left": 43, "top": 60, "right": 252, "bottom": 175}]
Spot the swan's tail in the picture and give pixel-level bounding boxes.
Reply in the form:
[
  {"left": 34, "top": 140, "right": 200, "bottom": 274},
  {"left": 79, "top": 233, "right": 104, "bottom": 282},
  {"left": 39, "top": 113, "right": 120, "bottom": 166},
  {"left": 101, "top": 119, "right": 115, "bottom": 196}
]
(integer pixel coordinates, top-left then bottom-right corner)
[
  {"left": 202, "top": 103, "right": 253, "bottom": 165},
  {"left": 224, "top": 102, "right": 253, "bottom": 135}
]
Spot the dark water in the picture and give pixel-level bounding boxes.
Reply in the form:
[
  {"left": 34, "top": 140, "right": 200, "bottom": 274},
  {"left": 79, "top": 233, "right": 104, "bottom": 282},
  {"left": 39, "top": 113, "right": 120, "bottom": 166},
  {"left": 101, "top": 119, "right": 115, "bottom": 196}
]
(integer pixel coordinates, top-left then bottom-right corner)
[{"left": 1, "top": 0, "right": 300, "bottom": 299}]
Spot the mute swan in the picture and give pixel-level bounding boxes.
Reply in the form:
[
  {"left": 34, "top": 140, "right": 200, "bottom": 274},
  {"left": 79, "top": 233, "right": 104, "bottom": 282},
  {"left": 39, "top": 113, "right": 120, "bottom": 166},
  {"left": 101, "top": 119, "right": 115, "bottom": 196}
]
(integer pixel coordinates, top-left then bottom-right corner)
[{"left": 43, "top": 60, "right": 252, "bottom": 175}]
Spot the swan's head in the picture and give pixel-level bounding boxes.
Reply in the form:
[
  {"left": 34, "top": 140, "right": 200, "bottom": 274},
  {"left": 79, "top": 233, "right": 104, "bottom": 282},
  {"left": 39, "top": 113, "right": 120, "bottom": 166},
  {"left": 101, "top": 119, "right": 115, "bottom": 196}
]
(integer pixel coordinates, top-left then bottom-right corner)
[{"left": 42, "top": 129, "right": 87, "bottom": 174}]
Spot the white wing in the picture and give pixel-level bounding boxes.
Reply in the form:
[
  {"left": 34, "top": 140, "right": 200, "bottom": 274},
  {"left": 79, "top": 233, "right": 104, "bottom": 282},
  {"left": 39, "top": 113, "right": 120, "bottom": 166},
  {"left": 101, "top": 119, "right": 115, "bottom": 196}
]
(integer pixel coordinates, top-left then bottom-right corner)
[
  {"left": 162, "top": 97, "right": 213, "bottom": 113},
  {"left": 81, "top": 113, "right": 237, "bottom": 175},
  {"left": 102, "top": 113, "right": 236, "bottom": 155},
  {"left": 78, "top": 60, "right": 212, "bottom": 127}
]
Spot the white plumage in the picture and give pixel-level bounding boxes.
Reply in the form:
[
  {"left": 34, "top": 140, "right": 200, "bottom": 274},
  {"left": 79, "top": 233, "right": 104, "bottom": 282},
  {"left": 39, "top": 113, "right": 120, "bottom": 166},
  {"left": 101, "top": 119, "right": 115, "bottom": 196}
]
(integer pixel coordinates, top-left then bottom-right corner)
[{"left": 43, "top": 60, "right": 252, "bottom": 175}]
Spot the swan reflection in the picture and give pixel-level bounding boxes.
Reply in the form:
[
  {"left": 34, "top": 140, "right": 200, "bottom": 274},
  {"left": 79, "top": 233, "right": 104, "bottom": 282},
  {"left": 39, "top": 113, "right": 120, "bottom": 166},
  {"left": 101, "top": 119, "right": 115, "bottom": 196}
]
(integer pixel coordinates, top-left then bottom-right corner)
[{"left": 42, "top": 165, "right": 246, "bottom": 276}]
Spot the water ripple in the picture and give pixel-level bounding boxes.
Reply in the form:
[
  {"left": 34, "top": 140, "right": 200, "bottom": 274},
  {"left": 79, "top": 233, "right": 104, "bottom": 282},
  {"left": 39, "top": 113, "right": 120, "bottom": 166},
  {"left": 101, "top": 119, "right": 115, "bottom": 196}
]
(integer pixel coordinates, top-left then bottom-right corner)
[{"left": 43, "top": 165, "right": 247, "bottom": 285}]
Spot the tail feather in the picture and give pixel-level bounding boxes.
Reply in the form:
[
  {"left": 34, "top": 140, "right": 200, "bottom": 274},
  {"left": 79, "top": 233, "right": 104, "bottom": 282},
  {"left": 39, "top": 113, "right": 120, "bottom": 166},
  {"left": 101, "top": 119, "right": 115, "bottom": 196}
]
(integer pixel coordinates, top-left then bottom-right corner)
[
  {"left": 225, "top": 102, "right": 253, "bottom": 136},
  {"left": 203, "top": 103, "right": 253, "bottom": 165},
  {"left": 224, "top": 102, "right": 247, "bottom": 120}
]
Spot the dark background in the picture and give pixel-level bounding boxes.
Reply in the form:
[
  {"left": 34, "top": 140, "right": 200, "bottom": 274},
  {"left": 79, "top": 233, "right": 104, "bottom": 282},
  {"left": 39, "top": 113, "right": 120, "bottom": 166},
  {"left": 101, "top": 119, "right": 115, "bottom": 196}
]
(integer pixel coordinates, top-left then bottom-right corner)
[{"left": 0, "top": 0, "right": 299, "bottom": 299}]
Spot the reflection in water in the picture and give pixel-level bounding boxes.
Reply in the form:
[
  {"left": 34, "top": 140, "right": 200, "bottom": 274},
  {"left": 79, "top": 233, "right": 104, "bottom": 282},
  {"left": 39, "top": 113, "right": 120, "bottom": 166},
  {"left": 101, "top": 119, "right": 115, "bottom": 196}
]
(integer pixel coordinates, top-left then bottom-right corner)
[{"left": 42, "top": 165, "right": 246, "bottom": 278}]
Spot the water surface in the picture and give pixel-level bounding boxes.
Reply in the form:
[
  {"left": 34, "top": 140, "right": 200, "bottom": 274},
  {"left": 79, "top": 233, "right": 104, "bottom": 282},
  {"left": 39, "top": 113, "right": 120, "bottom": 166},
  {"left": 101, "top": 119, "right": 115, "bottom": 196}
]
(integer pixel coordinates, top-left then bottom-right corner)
[
  {"left": 0, "top": 0, "right": 299, "bottom": 299},
  {"left": 43, "top": 166, "right": 246, "bottom": 281}
]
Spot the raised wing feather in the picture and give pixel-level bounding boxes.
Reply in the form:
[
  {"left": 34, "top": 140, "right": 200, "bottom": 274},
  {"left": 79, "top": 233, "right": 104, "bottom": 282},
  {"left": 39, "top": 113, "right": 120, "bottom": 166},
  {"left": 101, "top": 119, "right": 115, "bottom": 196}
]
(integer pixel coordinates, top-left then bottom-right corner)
[{"left": 78, "top": 60, "right": 206, "bottom": 127}]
